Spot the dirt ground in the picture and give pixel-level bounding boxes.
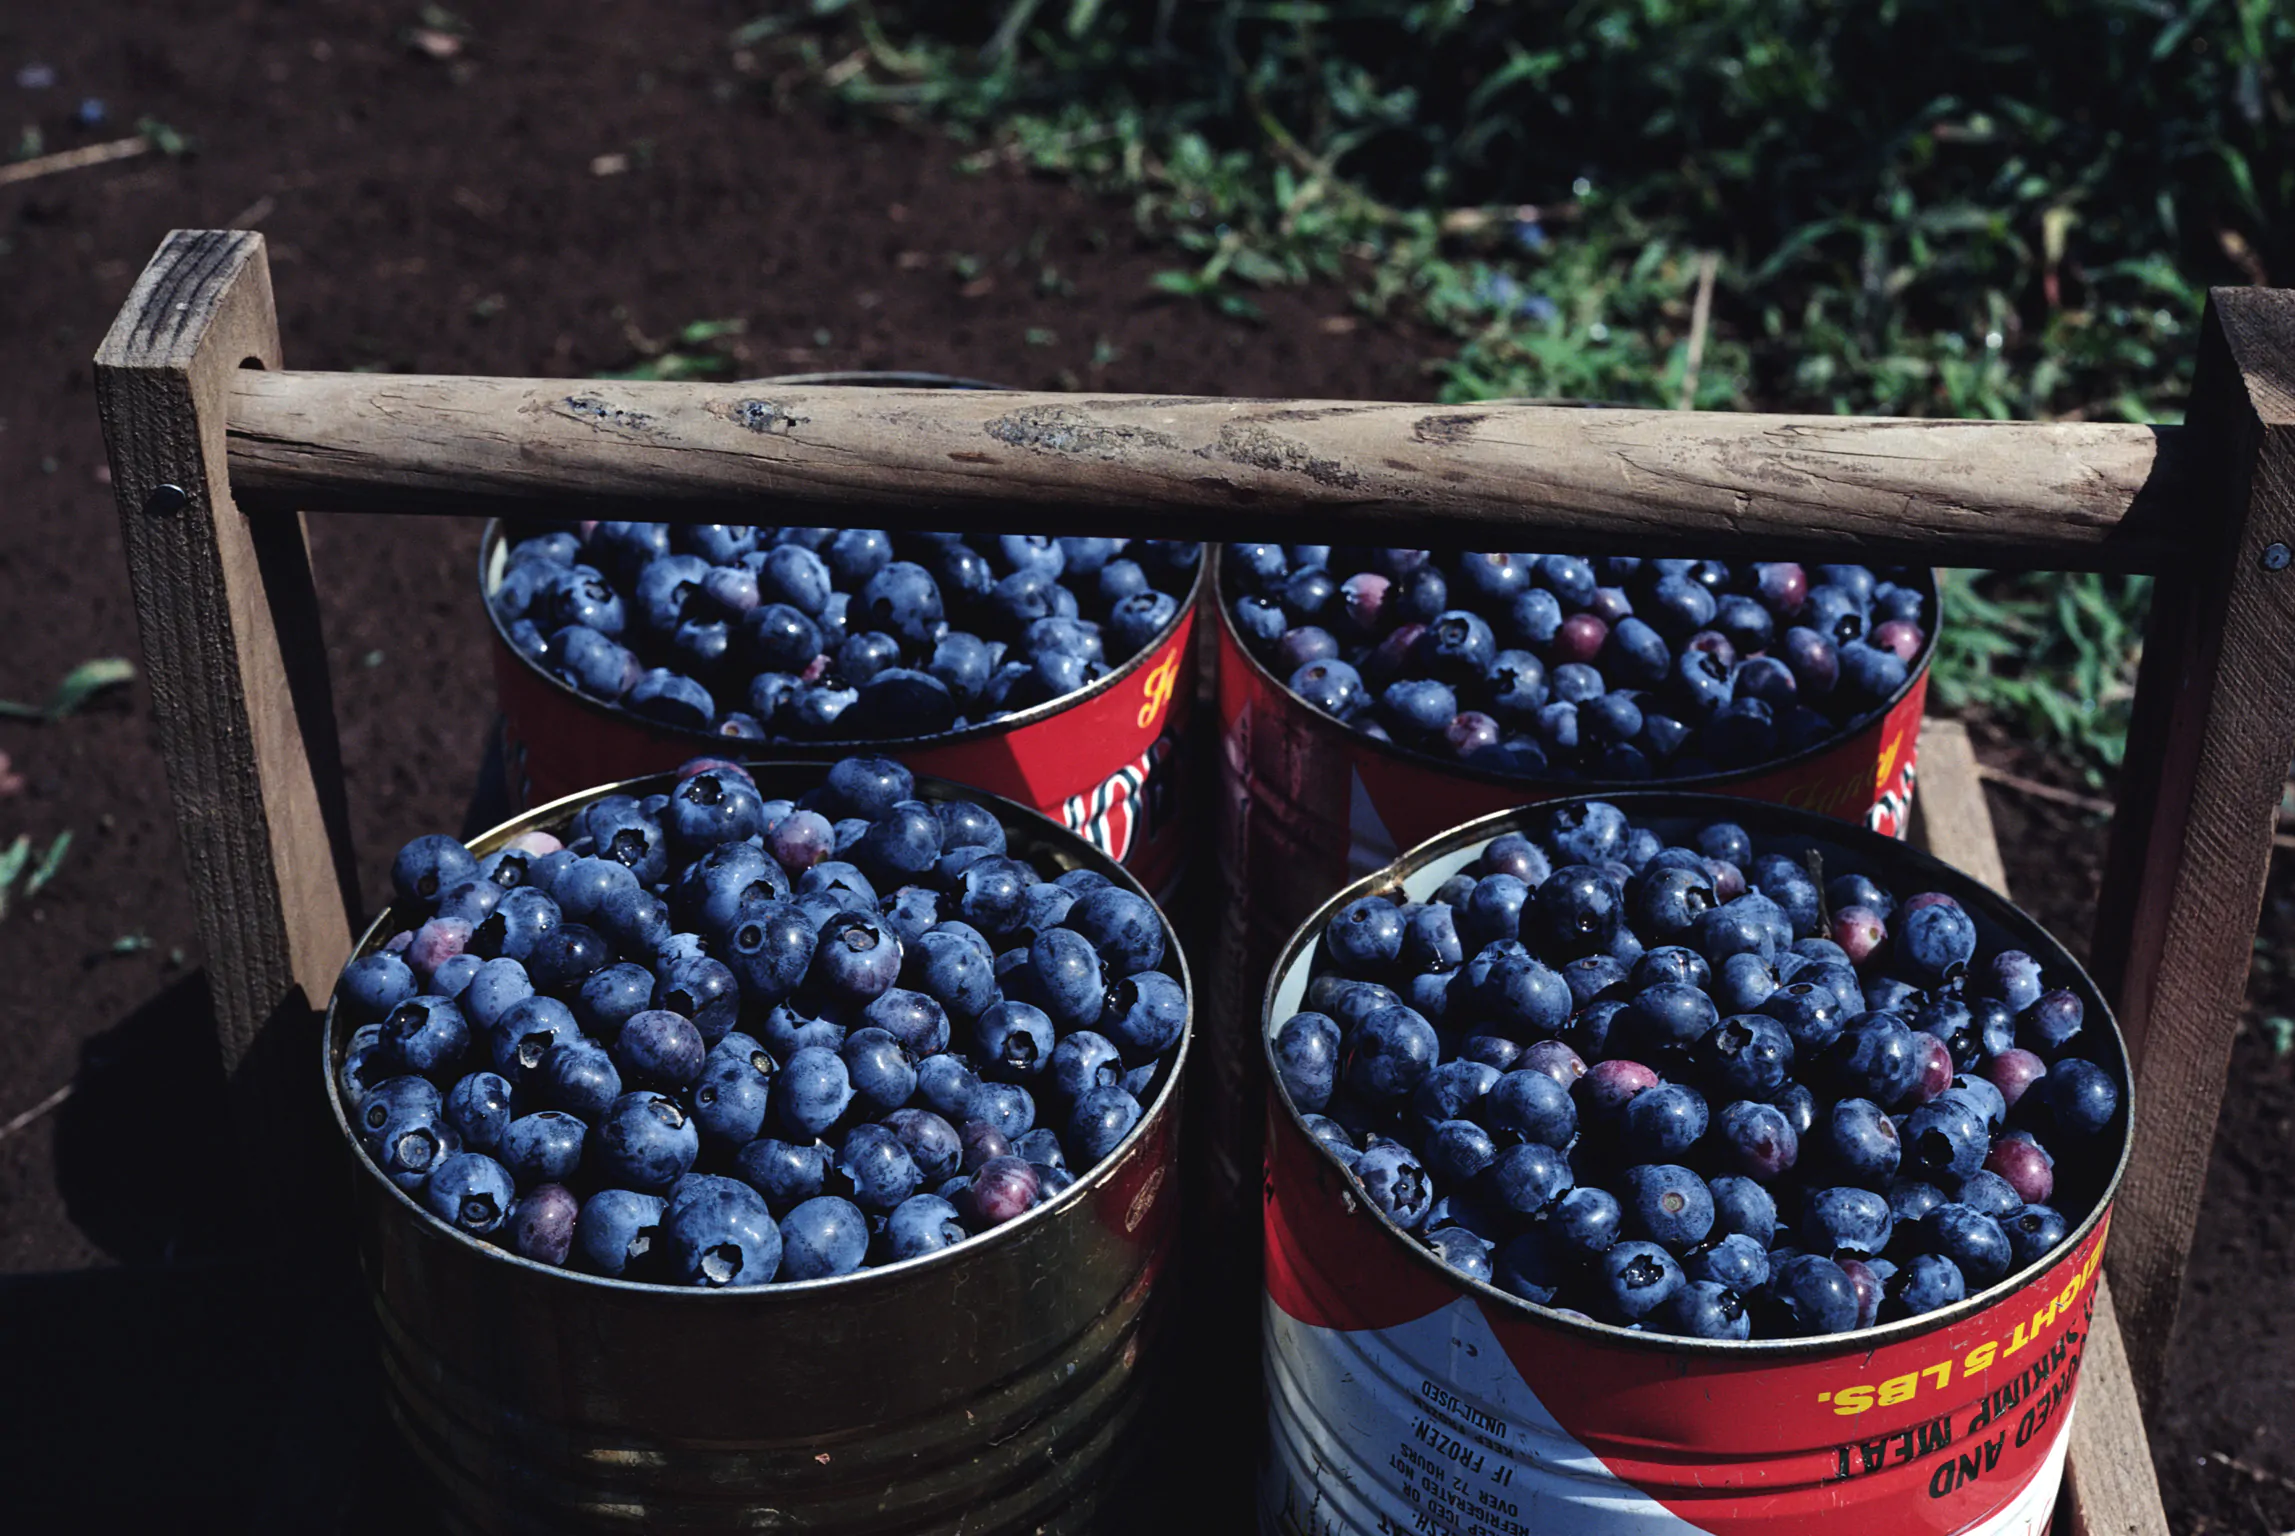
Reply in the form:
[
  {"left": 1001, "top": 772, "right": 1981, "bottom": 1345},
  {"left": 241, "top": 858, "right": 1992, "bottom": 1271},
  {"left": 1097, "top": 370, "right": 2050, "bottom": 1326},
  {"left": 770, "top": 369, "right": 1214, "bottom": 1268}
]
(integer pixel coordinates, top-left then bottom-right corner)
[{"left": 0, "top": 2, "right": 2286, "bottom": 1530}]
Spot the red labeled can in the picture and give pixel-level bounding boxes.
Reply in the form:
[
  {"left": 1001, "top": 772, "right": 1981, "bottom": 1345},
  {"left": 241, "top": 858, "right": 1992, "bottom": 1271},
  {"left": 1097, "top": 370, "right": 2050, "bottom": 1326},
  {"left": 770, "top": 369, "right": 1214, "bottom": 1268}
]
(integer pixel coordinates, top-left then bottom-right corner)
[
  {"left": 482, "top": 524, "right": 1202, "bottom": 899},
  {"left": 1204, "top": 556, "right": 1936, "bottom": 1212},
  {"left": 1258, "top": 797, "right": 2129, "bottom": 1536}
]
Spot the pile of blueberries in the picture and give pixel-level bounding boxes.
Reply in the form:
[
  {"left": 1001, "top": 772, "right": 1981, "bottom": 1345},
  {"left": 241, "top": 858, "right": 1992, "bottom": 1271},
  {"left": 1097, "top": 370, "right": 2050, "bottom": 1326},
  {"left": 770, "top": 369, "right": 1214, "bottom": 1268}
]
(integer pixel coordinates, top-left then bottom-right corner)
[
  {"left": 1223, "top": 547, "right": 1929, "bottom": 779},
  {"left": 489, "top": 523, "right": 1201, "bottom": 741},
  {"left": 1270, "top": 801, "right": 2121, "bottom": 1340},
  {"left": 335, "top": 756, "right": 1185, "bottom": 1287}
]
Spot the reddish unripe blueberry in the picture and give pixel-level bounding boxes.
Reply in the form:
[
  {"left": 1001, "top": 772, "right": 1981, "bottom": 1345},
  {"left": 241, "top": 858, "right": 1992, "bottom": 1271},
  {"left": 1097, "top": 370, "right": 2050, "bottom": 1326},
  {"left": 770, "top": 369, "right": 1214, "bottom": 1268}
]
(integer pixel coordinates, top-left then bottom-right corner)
[
  {"left": 800, "top": 654, "right": 833, "bottom": 683},
  {"left": 410, "top": 917, "right": 475, "bottom": 982},
  {"left": 1552, "top": 613, "right": 1609, "bottom": 665},
  {"left": 673, "top": 756, "right": 752, "bottom": 786},
  {"left": 962, "top": 1154, "right": 1042, "bottom": 1229},
  {"left": 1756, "top": 562, "right": 1808, "bottom": 617},
  {"left": 508, "top": 1182, "right": 581, "bottom": 1266},
  {"left": 1685, "top": 630, "right": 1737, "bottom": 669},
  {"left": 1578, "top": 1058, "right": 1659, "bottom": 1120},
  {"left": 1363, "top": 622, "right": 1426, "bottom": 684},
  {"left": 1445, "top": 711, "right": 1502, "bottom": 759},
  {"left": 768, "top": 809, "right": 835, "bottom": 872},
  {"left": 1872, "top": 620, "right": 1926, "bottom": 662},
  {"left": 959, "top": 1119, "right": 1012, "bottom": 1173},
  {"left": 505, "top": 830, "right": 565, "bottom": 856},
  {"left": 384, "top": 929, "right": 416, "bottom": 955},
  {"left": 1340, "top": 572, "right": 1391, "bottom": 632},
  {"left": 1900, "top": 891, "right": 1961, "bottom": 916},
  {"left": 1706, "top": 860, "right": 1747, "bottom": 901},
  {"left": 1831, "top": 905, "right": 1887, "bottom": 965},
  {"left": 1908, "top": 1033, "right": 1955, "bottom": 1105},
  {"left": 1985, "top": 1135, "right": 2055, "bottom": 1204},
  {"left": 1838, "top": 1257, "right": 1883, "bottom": 1330},
  {"left": 1985, "top": 1048, "right": 2049, "bottom": 1110},
  {"left": 1521, "top": 1039, "right": 1587, "bottom": 1088}
]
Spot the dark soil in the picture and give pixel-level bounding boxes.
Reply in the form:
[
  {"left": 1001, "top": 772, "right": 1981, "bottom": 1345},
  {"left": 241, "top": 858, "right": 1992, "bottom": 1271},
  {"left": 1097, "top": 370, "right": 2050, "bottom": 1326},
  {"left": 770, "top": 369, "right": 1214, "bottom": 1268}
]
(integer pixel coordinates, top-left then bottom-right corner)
[{"left": 0, "top": 2, "right": 2285, "bottom": 1531}]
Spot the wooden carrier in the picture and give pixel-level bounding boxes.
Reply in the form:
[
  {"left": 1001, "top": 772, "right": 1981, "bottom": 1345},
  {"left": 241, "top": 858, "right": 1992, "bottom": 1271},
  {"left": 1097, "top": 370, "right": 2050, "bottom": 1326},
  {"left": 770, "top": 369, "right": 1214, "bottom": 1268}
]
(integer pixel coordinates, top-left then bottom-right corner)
[{"left": 95, "top": 227, "right": 2287, "bottom": 1533}]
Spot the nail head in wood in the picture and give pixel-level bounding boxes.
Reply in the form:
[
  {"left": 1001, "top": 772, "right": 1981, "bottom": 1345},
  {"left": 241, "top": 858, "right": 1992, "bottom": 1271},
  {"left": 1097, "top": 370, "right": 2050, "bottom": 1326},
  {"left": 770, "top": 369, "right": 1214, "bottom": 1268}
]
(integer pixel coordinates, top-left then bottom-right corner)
[
  {"left": 143, "top": 482, "right": 189, "bottom": 517},
  {"left": 2262, "top": 540, "right": 2290, "bottom": 571}
]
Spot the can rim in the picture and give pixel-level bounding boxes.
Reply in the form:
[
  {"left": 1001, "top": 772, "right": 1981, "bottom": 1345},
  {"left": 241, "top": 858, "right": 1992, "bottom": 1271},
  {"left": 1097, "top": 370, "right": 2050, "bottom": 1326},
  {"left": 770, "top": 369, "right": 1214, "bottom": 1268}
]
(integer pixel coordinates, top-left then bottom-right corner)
[
  {"left": 480, "top": 527, "right": 1207, "bottom": 756},
  {"left": 1258, "top": 788, "right": 2133, "bottom": 1356},
  {"left": 328, "top": 760, "right": 1194, "bottom": 1300},
  {"left": 1212, "top": 547, "right": 1941, "bottom": 796}
]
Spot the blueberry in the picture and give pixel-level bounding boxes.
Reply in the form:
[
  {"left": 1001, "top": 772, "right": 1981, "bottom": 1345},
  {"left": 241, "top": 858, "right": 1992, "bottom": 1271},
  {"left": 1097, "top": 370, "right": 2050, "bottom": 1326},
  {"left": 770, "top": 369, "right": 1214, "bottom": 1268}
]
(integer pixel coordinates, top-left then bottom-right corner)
[
  {"left": 1624, "top": 1164, "right": 1714, "bottom": 1250},
  {"left": 615, "top": 1009, "right": 707, "bottom": 1090},
  {"left": 1622, "top": 1082, "right": 1708, "bottom": 1160},
  {"left": 916, "top": 1054, "right": 983, "bottom": 1124},
  {"left": 393, "top": 834, "right": 479, "bottom": 912},
  {"left": 1068, "top": 1085, "right": 1145, "bottom": 1163},
  {"left": 1801, "top": 1186, "right": 1892, "bottom": 1257},
  {"left": 536, "top": 1037, "right": 622, "bottom": 1120},
  {"left": 1545, "top": 1186, "right": 1622, "bottom": 1260},
  {"left": 2005, "top": 1204, "right": 2071, "bottom": 1269},
  {"left": 358, "top": 1076, "right": 455, "bottom": 1188},
  {"left": 1345, "top": 1003, "right": 1440, "bottom": 1103},
  {"left": 1922, "top": 1203, "right": 2013, "bottom": 1288},
  {"left": 886, "top": 1194, "right": 969, "bottom": 1261},
  {"left": 469, "top": 886, "right": 562, "bottom": 964},
  {"left": 960, "top": 1156, "right": 1044, "bottom": 1230},
  {"left": 1425, "top": 1227, "right": 1495, "bottom": 1283},
  {"left": 1765, "top": 1253, "right": 1859, "bottom": 1336},
  {"left": 506, "top": 1183, "right": 581, "bottom": 1267},
  {"left": 1821, "top": 1097, "right": 1901, "bottom": 1187},
  {"left": 2041, "top": 1059, "right": 2119, "bottom": 1136},
  {"left": 2021, "top": 989, "right": 2087, "bottom": 1058},
  {"left": 1696, "top": 1014, "right": 1795, "bottom": 1097},
  {"left": 1828, "top": 1014, "right": 1921, "bottom": 1105},
  {"left": 1708, "top": 1175, "right": 1778, "bottom": 1246},
  {"left": 1902, "top": 1099, "right": 1990, "bottom": 1183},
  {"left": 1101, "top": 970, "right": 1189, "bottom": 1063},
  {"left": 807, "top": 912, "right": 904, "bottom": 1006},
  {"left": 1354, "top": 1141, "right": 1434, "bottom": 1230},
  {"left": 1686, "top": 1232, "right": 1770, "bottom": 1293},
  {"left": 1482, "top": 1141, "right": 1573, "bottom": 1220},
  {"left": 339, "top": 952, "right": 418, "bottom": 1023},
  {"left": 1898, "top": 899, "right": 1978, "bottom": 984},
  {"left": 1599, "top": 1240, "right": 1685, "bottom": 1322},
  {"left": 770, "top": 1047, "right": 854, "bottom": 1139},
  {"left": 380, "top": 995, "right": 470, "bottom": 1079},
  {"left": 488, "top": 995, "right": 581, "bottom": 1085},
  {"left": 1422, "top": 1120, "right": 1500, "bottom": 1183},
  {"left": 733, "top": 1137, "right": 831, "bottom": 1214},
  {"left": 1661, "top": 1280, "right": 1751, "bottom": 1340},
  {"left": 835, "top": 1124, "right": 923, "bottom": 1213},
  {"left": 691, "top": 1036, "right": 774, "bottom": 1148},
  {"left": 593, "top": 1091, "right": 699, "bottom": 1194},
  {"left": 1524, "top": 865, "right": 1622, "bottom": 957},
  {"left": 1715, "top": 1098, "right": 1798, "bottom": 1179},
  {"left": 778, "top": 1195, "right": 872, "bottom": 1279},
  {"left": 1301, "top": 1114, "right": 1362, "bottom": 1169},
  {"left": 839, "top": 1026, "right": 918, "bottom": 1115},
  {"left": 963, "top": 1079, "right": 1037, "bottom": 1138},
  {"left": 421, "top": 1152, "right": 516, "bottom": 1237},
  {"left": 1272, "top": 1013, "right": 1342, "bottom": 1112},
  {"left": 499, "top": 1110, "right": 587, "bottom": 1188},
  {"left": 443, "top": 1071, "right": 515, "bottom": 1154},
  {"left": 1888, "top": 1252, "right": 1966, "bottom": 1318}
]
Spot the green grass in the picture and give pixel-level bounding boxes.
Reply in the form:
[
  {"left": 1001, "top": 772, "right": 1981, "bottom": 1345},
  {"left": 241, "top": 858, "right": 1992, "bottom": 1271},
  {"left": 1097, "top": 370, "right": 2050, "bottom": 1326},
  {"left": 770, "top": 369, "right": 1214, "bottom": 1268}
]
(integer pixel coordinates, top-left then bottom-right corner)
[{"left": 740, "top": 0, "right": 2292, "bottom": 771}]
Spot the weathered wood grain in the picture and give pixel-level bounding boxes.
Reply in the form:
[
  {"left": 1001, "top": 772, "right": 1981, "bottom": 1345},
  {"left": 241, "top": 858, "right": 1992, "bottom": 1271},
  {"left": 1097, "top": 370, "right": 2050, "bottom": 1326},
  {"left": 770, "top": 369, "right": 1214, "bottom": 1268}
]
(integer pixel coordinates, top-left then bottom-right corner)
[
  {"left": 222, "top": 370, "right": 2196, "bottom": 568},
  {"left": 2066, "top": 1274, "right": 2172, "bottom": 1536},
  {"left": 93, "top": 231, "right": 357, "bottom": 1111},
  {"left": 1906, "top": 718, "right": 2009, "bottom": 894},
  {"left": 2088, "top": 287, "right": 2295, "bottom": 1403}
]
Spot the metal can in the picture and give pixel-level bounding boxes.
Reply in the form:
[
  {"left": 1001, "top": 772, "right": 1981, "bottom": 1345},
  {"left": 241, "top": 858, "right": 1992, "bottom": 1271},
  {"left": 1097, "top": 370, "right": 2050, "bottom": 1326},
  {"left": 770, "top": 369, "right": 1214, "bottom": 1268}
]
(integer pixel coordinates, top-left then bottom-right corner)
[
  {"left": 325, "top": 764, "right": 1190, "bottom": 1534},
  {"left": 1258, "top": 796, "right": 2130, "bottom": 1536},
  {"left": 483, "top": 527, "right": 1202, "bottom": 901},
  {"left": 1203, "top": 556, "right": 1937, "bottom": 1214}
]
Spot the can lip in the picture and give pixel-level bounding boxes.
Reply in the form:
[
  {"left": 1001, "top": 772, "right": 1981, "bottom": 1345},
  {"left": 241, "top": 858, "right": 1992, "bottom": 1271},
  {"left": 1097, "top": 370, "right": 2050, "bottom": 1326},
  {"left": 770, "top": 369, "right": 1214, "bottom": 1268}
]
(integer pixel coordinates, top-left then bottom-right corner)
[
  {"left": 1212, "top": 547, "right": 1940, "bottom": 795},
  {"left": 480, "top": 524, "right": 1207, "bottom": 756},
  {"left": 1259, "top": 788, "right": 2134, "bottom": 1357},
  {"left": 327, "top": 760, "right": 1194, "bottom": 1300}
]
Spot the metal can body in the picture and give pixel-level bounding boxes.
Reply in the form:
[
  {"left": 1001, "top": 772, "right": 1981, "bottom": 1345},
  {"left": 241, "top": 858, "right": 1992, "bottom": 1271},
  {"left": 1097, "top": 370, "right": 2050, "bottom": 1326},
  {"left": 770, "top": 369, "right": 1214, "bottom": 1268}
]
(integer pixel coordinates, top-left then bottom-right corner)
[
  {"left": 483, "top": 525, "right": 1201, "bottom": 899},
  {"left": 1203, "top": 559, "right": 1935, "bottom": 1212},
  {"left": 1257, "top": 797, "right": 2127, "bottom": 1536},
  {"left": 327, "top": 765, "right": 1189, "bottom": 1534}
]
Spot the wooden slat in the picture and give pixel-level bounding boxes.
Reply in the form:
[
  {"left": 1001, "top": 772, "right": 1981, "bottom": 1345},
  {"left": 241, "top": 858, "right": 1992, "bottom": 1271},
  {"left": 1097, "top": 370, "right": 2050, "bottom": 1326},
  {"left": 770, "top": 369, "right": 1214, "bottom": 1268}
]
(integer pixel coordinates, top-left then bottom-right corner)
[
  {"left": 2087, "top": 287, "right": 2295, "bottom": 1402},
  {"left": 1905, "top": 724, "right": 2169, "bottom": 1536},
  {"left": 221, "top": 367, "right": 2195, "bottom": 568},
  {"left": 92, "top": 231, "right": 358, "bottom": 1133},
  {"left": 1906, "top": 718, "right": 2010, "bottom": 893},
  {"left": 2066, "top": 1274, "right": 2172, "bottom": 1536}
]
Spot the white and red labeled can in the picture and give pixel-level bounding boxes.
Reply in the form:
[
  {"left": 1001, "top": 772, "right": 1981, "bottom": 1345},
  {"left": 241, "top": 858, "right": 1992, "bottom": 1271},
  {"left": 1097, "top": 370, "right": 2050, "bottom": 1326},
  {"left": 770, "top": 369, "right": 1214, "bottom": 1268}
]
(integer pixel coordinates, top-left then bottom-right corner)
[
  {"left": 1258, "top": 797, "right": 2129, "bottom": 1536},
  {"left": 1204, "top": 560, "right": 1937, "bottom": 1214},
  {"left": 480, "top": 523, "right": 1202, "bottom": 899}
]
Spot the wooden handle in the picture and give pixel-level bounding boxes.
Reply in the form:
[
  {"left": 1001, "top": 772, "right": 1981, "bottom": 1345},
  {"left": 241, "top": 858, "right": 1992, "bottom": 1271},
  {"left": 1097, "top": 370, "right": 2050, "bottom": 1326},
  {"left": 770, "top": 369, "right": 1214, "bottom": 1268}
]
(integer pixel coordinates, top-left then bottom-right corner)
[{"left": 224, "top": 370, "right": 2196, "bottom": 568}]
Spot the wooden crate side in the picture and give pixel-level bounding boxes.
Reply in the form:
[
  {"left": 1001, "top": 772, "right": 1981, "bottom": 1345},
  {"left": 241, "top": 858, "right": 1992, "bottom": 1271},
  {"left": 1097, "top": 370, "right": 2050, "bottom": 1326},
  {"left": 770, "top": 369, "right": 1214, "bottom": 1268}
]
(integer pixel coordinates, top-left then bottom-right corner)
[
  {"left": 221, "top": 368, "right": 2196, "bottom": 569},
  {"left": 1905, "top": 718, "right": 2009, "bottom": 893},
  {"left": 92, "top": 230, "right": 357, "bottom": 1125},
  {"left": 2088, "top": 287, "right": 2295, "bottom": 1402}
]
